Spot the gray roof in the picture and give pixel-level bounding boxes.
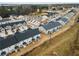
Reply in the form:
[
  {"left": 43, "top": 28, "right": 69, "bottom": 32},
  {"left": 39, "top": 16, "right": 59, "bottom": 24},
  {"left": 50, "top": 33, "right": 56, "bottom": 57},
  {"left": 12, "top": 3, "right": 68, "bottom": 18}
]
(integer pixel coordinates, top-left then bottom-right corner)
[
  {"left": 0, "top": 19, "right": 11, "bottom": 22},
  {"left": 0, "top": 37, "right": 5, "bottom": 41},
  {"left": 60, "top": 17, "right": 68, "bottom": 23},
  {"left": 14, "top": 29, "right": 40, "bottom": 42},
  {"left": 56, "top": 17, "right": 68, "bottom": 24},
  {"left": 0, "top": 35, "right": 18, "bottom": 50},
  {"left": 42, "top": 21, "right": 61, "bottom": 30},
  {"left": 1, "top": 23, "right": 10, "bottom": 28},
  {"left": 0, "top": 29, "right": 40, "bottom": 50},
  {"left": 9, "top": 20, "right": 25, "bottom": 26},
  {"left": 0, "top": 20, "right": 26, "bottom": 28}
]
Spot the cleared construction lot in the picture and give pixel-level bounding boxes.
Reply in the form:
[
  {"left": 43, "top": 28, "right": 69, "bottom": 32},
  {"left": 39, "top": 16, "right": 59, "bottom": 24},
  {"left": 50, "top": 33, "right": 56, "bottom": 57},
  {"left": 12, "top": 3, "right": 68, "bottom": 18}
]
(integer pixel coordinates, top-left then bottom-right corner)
[
  {"left": 24, "top": 13, "right": 79, "bottom": 56},
  {"left": 9, "top": 9, "right": 79, "bottom": 56},
  {"left": 25, "top": 23, "right": 79, "bottom": 56},
  {"left": 10, "top": 19, "right": 74, "bottom": 56}
]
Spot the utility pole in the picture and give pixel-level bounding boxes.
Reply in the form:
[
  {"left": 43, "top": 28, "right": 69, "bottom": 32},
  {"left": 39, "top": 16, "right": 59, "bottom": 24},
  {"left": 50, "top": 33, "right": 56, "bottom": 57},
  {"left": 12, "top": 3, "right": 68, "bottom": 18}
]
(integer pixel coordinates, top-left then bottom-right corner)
[{"left": 48, "top": 31, "right": 51, "bottom": 39}]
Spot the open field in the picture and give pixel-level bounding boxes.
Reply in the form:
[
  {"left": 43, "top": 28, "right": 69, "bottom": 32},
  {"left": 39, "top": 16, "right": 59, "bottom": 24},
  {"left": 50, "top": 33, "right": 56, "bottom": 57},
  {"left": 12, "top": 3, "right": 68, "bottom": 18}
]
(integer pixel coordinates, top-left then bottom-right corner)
[{"left": 72, "top": 23, "right": 79, "bottom": 55}]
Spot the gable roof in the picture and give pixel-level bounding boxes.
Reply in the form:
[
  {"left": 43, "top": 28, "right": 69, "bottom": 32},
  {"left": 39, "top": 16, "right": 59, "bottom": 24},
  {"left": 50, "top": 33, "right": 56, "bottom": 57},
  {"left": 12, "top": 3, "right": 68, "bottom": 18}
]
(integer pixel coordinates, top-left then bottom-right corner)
[
  {"left": 42, "top": 21, "right": 61, "bottom": 30},
  {"left": 14, "top": 29, "right": 40, "bottom": 42},
  {"left": 0, "top": 35, "right": 18, "bottom": 50},
  {"left": 60, "top": 17, "right": 68, "bottom": 23},
  {"left": 9, "top": 20, "right": 25, "bottom": 26},
  {"left": 0, "top": 19, "right": 11, "bottom": 23},
  {"left": 0, "top": 20, "right": 26, "bottom": 28},
  {"left": 0, "top": 29, "right": 40, "bottom": 50}
]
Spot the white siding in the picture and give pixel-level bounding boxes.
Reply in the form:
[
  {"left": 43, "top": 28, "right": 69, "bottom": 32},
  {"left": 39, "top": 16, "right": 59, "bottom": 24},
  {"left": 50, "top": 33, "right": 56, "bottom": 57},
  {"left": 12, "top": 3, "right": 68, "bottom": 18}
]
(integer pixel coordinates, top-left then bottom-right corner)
[
  {"left": 24, "top": 39, "right": 29, "bottom": 43},
  {"left": 0, "top": 34, "right": 40, "bottom": 55},
  {"left": 0, "top": 48, "right": 9, "bottom": 56},
  {"left": 17, "top": 41, "right": 24, "bottom": 47},
  {"left": 46, "top": 25, "right": 62, "bottom": 34},
  {"left": 0, "top": 43, "right": 19, "bottom": 56},
  {"left": 57, "top": 21, "right": 65, "bottom": 25},
  {"left": 0, "top": 50, "right": 1, "bottom": 55},
  {"left": 26, "top": 38, "right": 32, "bottom": 44},
  {"left": 33, "top": 34, "right": 40, "bottom": 40},
  {"left": 39, "top": 25, "right": 62, "bottom": 34},
  {"left": 39, "top": 26, "right": 47, "bottom": 33},
  {"left": 45, "top": 31, "right": 49, "bottom": 34},
  {"left": 8, "top": 44, "right": 16, "bottom": 53}
]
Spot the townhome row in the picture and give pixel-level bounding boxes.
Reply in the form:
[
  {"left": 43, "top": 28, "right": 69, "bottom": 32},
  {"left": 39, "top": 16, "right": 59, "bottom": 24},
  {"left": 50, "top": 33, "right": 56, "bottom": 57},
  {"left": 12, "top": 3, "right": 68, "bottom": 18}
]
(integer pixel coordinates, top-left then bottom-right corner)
[
  {"left": 0, "top": 29, "right": 40, "bottom": 56},
  {"left": 39, "top": 9, "right": 76, "bottom": 34},
  {"left": 0, "top": 19, "right": 28, "bottom": 37},
  {"left": 0, "top": 9, "right": 76, "bottom": 56}
]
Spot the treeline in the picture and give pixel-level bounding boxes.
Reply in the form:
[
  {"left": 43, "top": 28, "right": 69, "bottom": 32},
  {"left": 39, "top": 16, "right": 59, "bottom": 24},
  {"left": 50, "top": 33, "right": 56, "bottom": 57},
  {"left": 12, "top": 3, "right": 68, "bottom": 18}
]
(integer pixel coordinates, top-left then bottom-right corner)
[
  {"left": 0, "top": 5, "right": 48, "bottom": 18},
  {"left": 0, "top": 5, "right": 33, "bottom": 18}
]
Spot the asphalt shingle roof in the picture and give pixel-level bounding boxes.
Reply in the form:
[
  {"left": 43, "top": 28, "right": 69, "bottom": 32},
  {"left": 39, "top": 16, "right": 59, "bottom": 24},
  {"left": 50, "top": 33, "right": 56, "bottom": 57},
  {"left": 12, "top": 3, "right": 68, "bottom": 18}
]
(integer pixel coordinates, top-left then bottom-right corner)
[
  {"left": 14, "top": 29, "right": 40, "bottom": 42},
  {"left": 9, "top": 20, "right": 25, "bottom": 26},
  {"left": 60, "top": 17, "right": 68, "bottom": 23},
  {"left": 0, "top": 35, "right": 18, "bottom": 50},
  {"left": 42, "top": 21, "right": 61, "bottom": 30},
  {"left": 56, "top": 17, "right": 68, "bottom": 21},
  {"left": 0, "top": 20, "right": 26, "bottom": 27},
  {"left": 0, "top": 19, "right": 11, "bottom": 22},
  {"left": 0, "top": 29, "right": 40, "bottom": 50}
]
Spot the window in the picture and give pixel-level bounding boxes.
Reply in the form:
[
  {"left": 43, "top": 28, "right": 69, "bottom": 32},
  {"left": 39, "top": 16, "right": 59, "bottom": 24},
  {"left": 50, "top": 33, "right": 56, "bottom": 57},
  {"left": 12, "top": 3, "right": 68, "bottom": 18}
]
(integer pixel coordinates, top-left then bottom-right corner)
[
  {"left": 1, "top": 51, "right": 6, "bottom": 56},
  {"left": 28, "top": 40, "right": 32, "bottom": 43},
  {"left": 23, "top": 42, "right": 27, "bottom": 45},
  {"left": 15, "top": 46, "right": 20, "bottom": 52},
  {"left": 37, "top": 36, "right": 40, "bottom": 39},
  {"left": 19, "top": 44, "right": 24, "bottom": 48},
  {"left": 15, "top": 46, "right": 19, "bottom": 49},
  {"left": 32, "top": 38, "right": 35, "bottom": 40}
]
